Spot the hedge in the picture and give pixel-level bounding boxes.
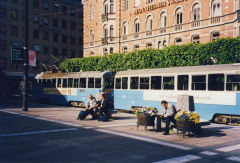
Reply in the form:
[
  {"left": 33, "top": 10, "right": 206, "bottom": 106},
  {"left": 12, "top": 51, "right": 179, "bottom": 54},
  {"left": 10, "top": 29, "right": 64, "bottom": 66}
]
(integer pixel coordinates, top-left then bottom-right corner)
[{"left": 59, "top": 37, "right": 240, "bottom": 72}]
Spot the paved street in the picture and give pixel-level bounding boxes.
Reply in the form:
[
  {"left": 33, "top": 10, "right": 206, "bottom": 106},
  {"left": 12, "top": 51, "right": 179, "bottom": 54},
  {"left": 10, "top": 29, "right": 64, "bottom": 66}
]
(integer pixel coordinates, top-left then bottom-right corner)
[{"left": 0, "top": 105, "right": 240, "bottom": 163}]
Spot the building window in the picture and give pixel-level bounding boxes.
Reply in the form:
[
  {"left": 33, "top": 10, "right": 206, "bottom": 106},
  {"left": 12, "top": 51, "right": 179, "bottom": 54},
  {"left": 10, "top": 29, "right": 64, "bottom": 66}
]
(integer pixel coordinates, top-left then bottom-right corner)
[
  {"left": 70, "top": 36, "right": 76, "bottom": 45},
  {"left": 160, "top": 11, "right": 167, "bottom": 28},
  {"left": 62, "top": 5, "right": 67, "bottom": 15},
  {"left": 70, "top": 8, "right": 75, "bottom": 17},
  {"left": 134, "top": 44, "right": 139, "bottom": 51},
  {"left": 53, "top": 4, "right": 59, "bottom": 12},
  {"left": 33, "top": 29, "right": 39, "bottom": 39},
  {"left": 146, "top": 15, "right": 153, "bottom": 33},
  {"left": 110, "top": 0, "right": 114, "bottom": 13},
  {"left": 103, "top": 25, "right": 108, "bottom": 38},
  {"left": 0, "top": 7, "right": 6, "bottom": 19},
  {"left": 90, "top": 30, "right": 94, "bottom": 45},
  {"left": 146, "top": 42, "right": 152, "bottom": 49},
  {"left": 43, "top": 46, "right": 49, "bottom": 55},
  {"left": 11, "top": 25, "right": 18, "bottom": 37},
  {"left": 62, "top": 49, "right": 67, "bottom": 56},
  {"left": 103, "top": 48, "right": 107, "bottom": 55},
  {"left": 90, "top": 51, "right": 94, "bottom": 56},
  {"left": 104, "top": 1, "right": 108, "bottom": 15},
  {"left": 122, "top": 21, "right": 128, "bottom": 36},
  {"left": 52, "top": 47, "right": 58, "bottom": 56},
  {"left": 158, "top": 41, "right": 161, "bottom": 49},
  {"left": 53, "top": 33, "right": 59, "bottom": 42},
  {"left": 0, "top": 40, "right": 7, "bottom": 54},
  {"left": 70, "top": 22, "right": 76, "bottom": 31},
  {"left": 62, "top": 20, "right": 67, "bottom": 29},
  {"left": 90, "top": 5, "right": 94, "bottom": 21},
  {"left": 53, "top": 18, "right": 58, "bottom": 28},
  {"left": 192, "top": 35, "right": 200, "bottom": 43},
  {"left": 71, "top": 49, "right": 76, "bottom": 58},
  {"left": 43, "top": 1, "right": 49, "bottom": 9},
  {"left": 175, "top": 37, "right": 182, "bottom": 45},
  {"left": 110, "top": 47, "right": 114, "bottom": 54},
  {"left": 122, "top": 46, "right": 128, "bottom": 53},
  {"left": 33, "top": 0, "right": 39, "bottom": 8},
  {"left": 212, "top": 0, "right": 221, "bottom": 17},
  {"left": 43, "top": 16, "right": 49, "bottom": 25},
  {"left": 134, "top": 18, "right": 140, "bottom": 33},
  {"left": 0, "top": 24, "right": 7, "bottom": 35},
  {"left": 11, "top": 9, "right": 17, "bottom": 20},
  {"left": 135, "top": 0, "right": 140, "bottom": 7},
  {"left": 123, "top": 0, "right": 128, "bottom": 11},
  {"left": 211, "top": 31, "right": 220, "bottom": 41},
  {"left": 192, "top": 3, "right": 200, "bottom": 21},
  {"left": 110, "top": 25, "right": 114, "bottom": 38},
  {"left": 62, "top": 34, "right": 68, "bottom": 43},
  {"left": 146, "top": 0, "right": 153, "bottom": 4},
  {"left": 43, "top": 31, "right": 49, "bottom": 41},
  {"left": 33, "top": 15, "right": 39, "bottom": 23},
  {"left": 34, "top": 44, "right": 40, "bottom": 52},
  {"left": 175, "top": 7, "right": 183, "bottom": 25}
]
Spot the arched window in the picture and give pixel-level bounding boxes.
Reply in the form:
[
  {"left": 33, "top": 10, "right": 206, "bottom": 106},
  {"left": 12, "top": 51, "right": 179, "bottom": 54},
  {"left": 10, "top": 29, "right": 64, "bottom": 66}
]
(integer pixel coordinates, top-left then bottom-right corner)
[
  {"left": 110, "top": 25, "right": 114, "bottom": 38},
  {"left": 175, "top": 37, "right": 182, "bottom": 45},
  {"left": 175, "top": 7, "right": 183, "bottom": 25},
  {"left": 103, "top": 0, "right": 108, "bottom": 15},
  {"left": 212, "top": 0, "right": 221, "bottom": 17},
  {"left": 135, "top": 0, "right": 140, "bottom": 7},
  {"left": 146, "top": 42, "right": 152, "bottom": 49},
  {"left": 192, "top": 3, "right": 200, "bottom": 21},
  {"left": 122, "top": 46, "right": 128, "bottom": 53},
  {"left": 123, "top": 0, "right": 128, "bottom": 11},
  {"left": 103, "top": 25, "right": 108, "bottom": 38},
  {"left": 163, "top": 40, "right": 167, "bottom": 47},
  {"left": 90, "top": 4, "right": 94, "bottom": 21},
  {"left": 192, "top": 35, "right": 200, "bottom": 43},
  {"left": 146, "top": 15, "right": 153, "bottom": 31},
  {"left": 160, "top": 11, "right": 167, "bottom": 33},
  {"left": 134, "top": 44, "right": 139, "bottom": 51},
  {"left": 110, "top": 0, "right": 114, "bottom": 13},
  {"left": 158, "top": 41, "right": 161, "bottom": 49},
  {"left": 211, "top": 31, "right": 220, "bottom": 41},
  {"left": 122, "top": 21, "right": 128, "bottom": 36},
  {"left": 90, "top": 30, "right": 94, "bottom": 45},
  {"left": 110, "top": 47, "right": 114, "bottom": 54},
  {"left": 134, "top": 18, "right": 140, "bottom": 33}
]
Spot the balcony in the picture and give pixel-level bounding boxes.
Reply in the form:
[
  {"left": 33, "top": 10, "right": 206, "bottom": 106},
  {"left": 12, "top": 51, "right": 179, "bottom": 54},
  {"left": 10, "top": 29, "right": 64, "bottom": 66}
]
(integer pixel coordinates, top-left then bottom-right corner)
[
  {"left": 191, "top": 21, "right": 200, "bottom": 28},
  {"left": 159, "top": 28, "right": 166, "bottom": 34},
  {"left": 134, "top": 33, "right": 139, "bottom": 39},
  {"left": 211, "top": 17, "right": 221, "bottom": 24},
  {"left": 174, "top": 24, "right": 182, "bottom": 31},
  {"left": 122, "top": 35, "right": 127, "bottom": 40},
  {"left": 102, "top": 38, "right": 108, "bottom": 45},
  {"left": 146, "top": 30, "right": 152, "bottom": 36},
  {"left": 102, "top": 14, "right": 108, "bottom": 22}
]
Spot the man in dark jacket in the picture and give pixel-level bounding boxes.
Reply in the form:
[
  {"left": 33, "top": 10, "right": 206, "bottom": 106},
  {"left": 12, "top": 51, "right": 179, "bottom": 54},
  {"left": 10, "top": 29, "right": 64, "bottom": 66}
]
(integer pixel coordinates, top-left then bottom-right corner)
[{"left": 98, "top": 93, "right": 109, "bottom": 121}]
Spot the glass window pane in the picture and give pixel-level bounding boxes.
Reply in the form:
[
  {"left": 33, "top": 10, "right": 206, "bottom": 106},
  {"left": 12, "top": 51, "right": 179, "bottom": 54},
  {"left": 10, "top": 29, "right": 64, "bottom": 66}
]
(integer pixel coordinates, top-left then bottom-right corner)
[
  {"left": 51, "top": 78, "right": 56, "bottom": 88},
  {"left": 115, "top": 78, "right": 121, "bottom": 89},
  {"left": 226, "top": 75, "right": 240, "bottom": 91},
  {"left": 57, "top": 78, "right": 62, "bottom": 88},
  {"left": 151, "top": 76, "right": 161, "bottom": 90},
  {"left": 68, "top": 78, "right": 73, "bottom": 88},
  {"left": 104, "top": 78, "right": 114, "bottom": 89},
  {"left": 95, "top": 78, "right": 101, "bottom": 88},
  {"left": 208, "top": 74, "right": 224, "bottom": 91},
  {"left": 130, "top": 77, "right": 139, "bottom": 89},
  {"left": 140, "top": 77, "right": 149, "bottom": 89},
  {"left": 163, "top": 77, "right": 174, "bottom": 90},
  {"left": 122, "top": 77, "right": 128, "bottom": 89},
  {"left": 192, "top": 75, "right": 206, "bottom": 90},
  {"left": 80, "top": 78, "right": 86, "bottom": 88},
  {"left": 178, "top": 75, "right": 188, "bottom": 90},
  {"left": 74, "top": 79, "right": 79, "bottom": 88},
  {"left": 62, "top": 79, "right": 67, "bottom": 88},
  {"left": 88, "top": 78, "right": 94, "bottom": 88}
]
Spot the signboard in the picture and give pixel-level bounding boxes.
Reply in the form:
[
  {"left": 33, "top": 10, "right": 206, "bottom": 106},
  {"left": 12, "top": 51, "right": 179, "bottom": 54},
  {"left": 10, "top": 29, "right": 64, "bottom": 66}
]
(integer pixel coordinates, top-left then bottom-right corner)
[
  {"left": 29, "top": 50, "right": 36, "bottom": 67},
  {"left": 11, "top": 45, "right": 23, "bottom": 63}
]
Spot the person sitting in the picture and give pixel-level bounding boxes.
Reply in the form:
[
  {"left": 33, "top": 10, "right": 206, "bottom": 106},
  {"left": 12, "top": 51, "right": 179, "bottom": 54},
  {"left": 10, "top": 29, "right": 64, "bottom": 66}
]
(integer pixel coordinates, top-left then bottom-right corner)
[
  {"left": 77, "top": 94, "right": 98, "bottom": 120},
  {"left": 159, "top": 100, "right": 177, "bottom": 135},
  {"left": 97, "top": 94, "right": 109, "bottom": 121}
]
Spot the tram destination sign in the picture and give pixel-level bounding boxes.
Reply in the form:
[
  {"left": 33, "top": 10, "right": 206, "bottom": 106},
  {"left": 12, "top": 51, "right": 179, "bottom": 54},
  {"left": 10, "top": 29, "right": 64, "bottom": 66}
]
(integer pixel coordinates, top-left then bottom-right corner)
[{"left": 11, "top": 45, "right": 23, "bottom": 63}]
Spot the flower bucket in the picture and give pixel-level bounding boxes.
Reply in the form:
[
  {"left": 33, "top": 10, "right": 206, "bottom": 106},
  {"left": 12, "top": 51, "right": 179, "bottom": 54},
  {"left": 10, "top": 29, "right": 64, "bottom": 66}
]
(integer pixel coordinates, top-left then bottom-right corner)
[{"left": 137, "top": 115, "right": 155, "bottom": 130}]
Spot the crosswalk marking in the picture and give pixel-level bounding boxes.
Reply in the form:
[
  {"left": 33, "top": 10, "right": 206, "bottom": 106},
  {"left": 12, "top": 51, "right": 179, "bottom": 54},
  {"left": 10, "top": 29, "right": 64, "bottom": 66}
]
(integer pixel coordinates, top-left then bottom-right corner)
[
  {"left": 216, "top": 144, "right": 240, "bottom": 152},
  {"left": 152, "top": 155, "right": 201, "bottom": 163},
  {"left": 226, "top": 156, "right": 240, "bottom": 162},
  {"left": 200, "top": 151, "right": 218, "bottom": 156}
]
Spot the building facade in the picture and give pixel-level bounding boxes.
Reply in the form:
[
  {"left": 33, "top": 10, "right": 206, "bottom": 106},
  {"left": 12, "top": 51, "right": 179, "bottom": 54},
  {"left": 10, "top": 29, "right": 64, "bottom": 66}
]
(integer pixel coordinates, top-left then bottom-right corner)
[
  {"left": 0, "top": 0, "right": 83, "bottom": 96},
  {"left": 83, "top": 0, "right": 240, "bottom": 57}
]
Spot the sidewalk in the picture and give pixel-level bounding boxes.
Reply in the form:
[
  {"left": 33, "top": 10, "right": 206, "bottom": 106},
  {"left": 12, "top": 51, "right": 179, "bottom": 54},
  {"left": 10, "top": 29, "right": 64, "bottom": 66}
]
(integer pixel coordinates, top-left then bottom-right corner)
[{"left": 3, "top": 105, "right": 240, "bottom": 148}]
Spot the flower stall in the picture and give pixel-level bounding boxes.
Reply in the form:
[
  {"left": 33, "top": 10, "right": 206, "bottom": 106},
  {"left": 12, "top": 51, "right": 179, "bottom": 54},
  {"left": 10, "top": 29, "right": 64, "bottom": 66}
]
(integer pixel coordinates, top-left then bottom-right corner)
[
  {"left": 175, "top": 110, "right": 201, "bottom": 137},
  {"left": 135, "top": 107, "right": 158, "bottom": 130}
]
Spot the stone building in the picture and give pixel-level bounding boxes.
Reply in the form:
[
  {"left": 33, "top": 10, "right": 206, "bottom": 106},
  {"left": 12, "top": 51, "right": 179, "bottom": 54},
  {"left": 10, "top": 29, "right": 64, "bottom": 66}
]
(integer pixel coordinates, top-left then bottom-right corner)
[{"left": 83, "top": 0, "right": 240, "bottom": 57}]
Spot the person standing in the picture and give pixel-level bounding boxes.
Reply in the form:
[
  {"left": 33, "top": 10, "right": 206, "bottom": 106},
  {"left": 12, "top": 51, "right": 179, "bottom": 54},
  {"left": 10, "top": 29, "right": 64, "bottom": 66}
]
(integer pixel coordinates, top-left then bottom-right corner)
[{"left": 159, "top": 100, "right": 177, "bottom": 135}]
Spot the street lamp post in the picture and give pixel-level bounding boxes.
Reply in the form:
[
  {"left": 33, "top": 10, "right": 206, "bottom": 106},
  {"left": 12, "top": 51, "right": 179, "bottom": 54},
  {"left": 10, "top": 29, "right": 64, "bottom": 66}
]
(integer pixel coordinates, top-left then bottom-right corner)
[{"left": 22, "top": 0, "right": 29, "bottom": 111}]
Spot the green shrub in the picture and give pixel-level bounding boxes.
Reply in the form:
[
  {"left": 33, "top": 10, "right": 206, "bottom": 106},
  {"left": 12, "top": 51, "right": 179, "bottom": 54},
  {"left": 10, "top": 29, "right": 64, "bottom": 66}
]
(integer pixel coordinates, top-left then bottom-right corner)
[{"left": 59, "top": 37, "right": 240, "bottom": 72}]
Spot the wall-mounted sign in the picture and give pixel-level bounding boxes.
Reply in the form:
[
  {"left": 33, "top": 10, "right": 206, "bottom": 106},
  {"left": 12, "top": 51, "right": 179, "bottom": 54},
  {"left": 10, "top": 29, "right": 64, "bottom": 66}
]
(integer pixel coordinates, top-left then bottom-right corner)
[
  {"left": 134, "top": 0, "right": 188, "bottom": 15},
  {"left": 29, "top": 50, "right": 37, "bottom": 67},
  {"left": 11, "top": 45, "right": 23, "bottom": 63}
]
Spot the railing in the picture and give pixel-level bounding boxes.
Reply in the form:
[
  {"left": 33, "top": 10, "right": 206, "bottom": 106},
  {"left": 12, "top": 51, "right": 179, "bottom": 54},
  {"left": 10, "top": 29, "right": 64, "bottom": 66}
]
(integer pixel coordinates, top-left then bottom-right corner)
[
  {"left": 102, "top": 14, "right": 108, "bottom": 22},
  {"left": 174, "top": 24, "right": 182, "bottom": 31},
  {"left": 191, "top": 21, "right": 200, "bottom": 28},
  {"left": 159, "top": 27, "right": 166, "bottom": 34},
  {"left": 146, "top": 31, "right": 152, "bottom": 36},
  {"left": 122, "top": 35, "right": 127, "bottom": 40},
  {"left": 134, "top": 33, "right": 139, "bottom": 38},
  {"left": 211, "top": 17, "right": 221, "bottom": 24},
  {"left": 101, "top": 38, "right": 108, "bottom": 45}
]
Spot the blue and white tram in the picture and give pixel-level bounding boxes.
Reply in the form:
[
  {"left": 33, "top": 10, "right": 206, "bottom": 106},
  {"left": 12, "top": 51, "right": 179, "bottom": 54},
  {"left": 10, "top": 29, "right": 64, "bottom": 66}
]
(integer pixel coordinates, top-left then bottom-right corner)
[
  {"left": 113, "top": 64, "right": 240, "bottom": 121},
  {"left": 33, "top": 71, "right": 114, "bottom": 106}
]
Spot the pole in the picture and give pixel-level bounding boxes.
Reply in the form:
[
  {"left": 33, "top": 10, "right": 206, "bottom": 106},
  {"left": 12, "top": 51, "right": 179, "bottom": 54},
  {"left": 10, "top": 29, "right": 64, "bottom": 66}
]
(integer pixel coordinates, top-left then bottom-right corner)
[{"left": 22, "top": 0, "right": 29, "bottom": 111}]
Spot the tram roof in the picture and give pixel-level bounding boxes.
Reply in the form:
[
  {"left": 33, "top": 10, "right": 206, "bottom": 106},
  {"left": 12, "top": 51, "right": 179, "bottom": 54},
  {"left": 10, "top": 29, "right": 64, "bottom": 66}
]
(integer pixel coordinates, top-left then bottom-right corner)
[
  {"left": 35, "top": 71, "right": 113, "bottom": 79},
  {"left": 115, "top": 63, "right": 240, "bottom": 76}
]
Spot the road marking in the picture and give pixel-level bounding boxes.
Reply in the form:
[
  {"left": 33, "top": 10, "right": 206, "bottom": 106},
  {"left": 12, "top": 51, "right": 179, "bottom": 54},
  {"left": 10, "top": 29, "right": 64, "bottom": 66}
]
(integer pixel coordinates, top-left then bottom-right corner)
[
  {"left": 83, "top": 127, "right": 94, "bottom": 129},
  {"left": 152, "top": 155, "right": 201, "bottom": 163},
  {"left": 0, "top": 128, "right": 77, "bottom": 137},
  {"left": 0, "top": 110, "right": 83, "bottom": 127},
  {"left": 200, "top": 151, "right": 218, "bottom": 156},
  {"left": 226, "top": 156, "right": 240, "bottom": 162},
  {"left": 99, "top": 123, "right": 136, "bottom": 128},
  {"left": 216, "top": 144, "right": 240, "bottom": 152},
  {"left": 95, "top": 129, "right": 192, "bottom": 150}
]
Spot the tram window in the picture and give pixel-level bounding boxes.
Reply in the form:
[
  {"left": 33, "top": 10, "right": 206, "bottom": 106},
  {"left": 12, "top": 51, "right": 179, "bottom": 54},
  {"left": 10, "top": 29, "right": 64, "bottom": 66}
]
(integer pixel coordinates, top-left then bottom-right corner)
[
  {"left": 57, "top": 78, "right": 62, "bottom": 88},
  {"left": 51, "top": 78, "right": 56, "bottom": 88},
  {"left": 73, "top": 79, "right": 79, "bottom": 88},
  {"left": 130, "top": 77, "right": 139, "bottom": 89},
  {"left": 115, "top": 78, "right": 121, "bottom": 89},
  {"left": 226, "top": 75, "right": 240, "bottom": 91},
  {"left": 192, "top": 75, "right": 206, "bottom": 90},
  {"left": 62, "top": 79, "right": 67, "bottom": 88},
  {"left": 80, "top": 78, "right": 86, "bottom": 88},
  {"left": 122, "top": 77, "right": 128, "bottom": 89},
  {"left": 88, "top": 78, "right": 94, "bottom": 88},
  {"left": 68, "top": 78, "right": 73, "bottom": 88},
  {"left": 151, "top": 76, "right": 161, "bottom": 90},
  {"left": 163, "top": 77, "right": 174, "bottom": 90},
  {"left": 208, "top": 74, "right": 224, "bottom": 91},
  {"left": 95, "top": 78, "right": 101, "bottom": 88},
  {"left": 140, "top": 77, "right": 149, "bottom": 89},
  {"left": 105, "top": 78, "right": 114, "bottom": 89},
  {"left": 178, "top": 75, "right": 188, "bottom": 90}
]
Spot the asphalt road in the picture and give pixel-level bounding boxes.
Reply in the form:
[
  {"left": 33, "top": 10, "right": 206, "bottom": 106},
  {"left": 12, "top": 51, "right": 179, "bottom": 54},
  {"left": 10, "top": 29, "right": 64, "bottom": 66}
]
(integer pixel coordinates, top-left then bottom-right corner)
[{"left": 0, "top": 111, "right": 239, "bottom": 163}]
